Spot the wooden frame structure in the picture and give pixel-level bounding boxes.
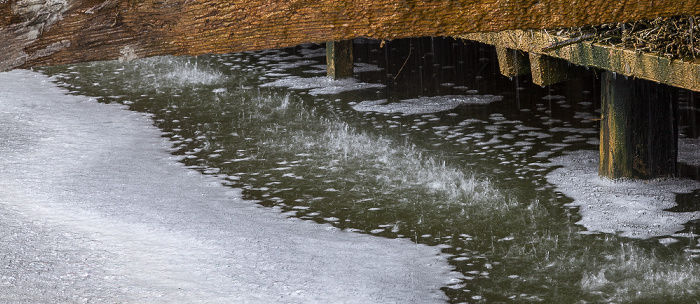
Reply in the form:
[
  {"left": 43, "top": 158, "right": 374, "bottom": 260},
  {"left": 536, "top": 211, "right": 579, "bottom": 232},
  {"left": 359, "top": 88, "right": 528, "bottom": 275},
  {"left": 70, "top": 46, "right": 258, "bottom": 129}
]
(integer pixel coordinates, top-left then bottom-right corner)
[{"left": 462, "top": 31, "right": 695, "bottom": 179}]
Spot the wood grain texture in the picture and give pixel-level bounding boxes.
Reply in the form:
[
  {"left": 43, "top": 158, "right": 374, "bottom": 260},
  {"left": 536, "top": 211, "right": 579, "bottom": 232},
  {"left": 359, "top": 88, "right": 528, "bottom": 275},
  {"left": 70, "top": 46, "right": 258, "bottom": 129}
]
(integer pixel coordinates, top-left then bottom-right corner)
[
  {"left": 326, "top": 40, "right": 353, "bottom": 79},
  {"left": 2, "top": 0, "right": 699, "bottom": 71},
  {"left": 599, "top": 71, "right": 678, "bottom": 179},
  {"left": 495, "top": 46, "right": 529, "bottom": 77}
]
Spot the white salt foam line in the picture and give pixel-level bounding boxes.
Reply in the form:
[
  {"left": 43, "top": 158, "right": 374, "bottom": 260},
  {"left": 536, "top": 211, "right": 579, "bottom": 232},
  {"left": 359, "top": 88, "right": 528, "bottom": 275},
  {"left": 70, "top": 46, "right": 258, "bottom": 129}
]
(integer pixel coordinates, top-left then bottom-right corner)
[
  {"left": 546, "top": 150, "right": 700, "bottom": 239},
  {"left": 0, "top": 70, "right": 458, "bottom": 303}
]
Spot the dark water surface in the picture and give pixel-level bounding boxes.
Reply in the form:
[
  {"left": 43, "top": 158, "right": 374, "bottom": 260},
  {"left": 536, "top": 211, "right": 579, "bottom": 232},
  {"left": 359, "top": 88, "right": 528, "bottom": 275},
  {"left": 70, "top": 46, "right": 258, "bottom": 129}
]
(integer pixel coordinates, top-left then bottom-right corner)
[{"left": 39, "top": 37, "right": 700, "bottom": 303}]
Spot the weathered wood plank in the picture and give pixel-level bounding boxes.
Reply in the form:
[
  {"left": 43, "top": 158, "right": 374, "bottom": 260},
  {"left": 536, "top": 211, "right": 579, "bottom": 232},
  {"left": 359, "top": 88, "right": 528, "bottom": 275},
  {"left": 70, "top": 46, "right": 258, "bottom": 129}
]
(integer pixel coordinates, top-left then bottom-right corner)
[{"left": 2, "top": 0, "right": 700, "bottom": 71}]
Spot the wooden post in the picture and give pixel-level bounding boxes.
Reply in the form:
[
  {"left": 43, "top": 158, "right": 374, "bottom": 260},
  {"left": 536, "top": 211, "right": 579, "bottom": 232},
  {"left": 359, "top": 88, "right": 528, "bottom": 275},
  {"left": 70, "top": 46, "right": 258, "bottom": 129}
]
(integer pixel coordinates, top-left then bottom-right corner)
[
  {"left": 528, "top": 52, "right": 595, "bottom": 86},
  {"left": 529, "top": 53, "right": 571, "bottom": 86},
  {"left": 326, "top": 40, "right": 354, "bottom": 79},
  {"left": 495, "top": 46, "right": 529, "bottom": 77},
  {"left": 599, "top": 71, "right": 678, "bottom": 179}
]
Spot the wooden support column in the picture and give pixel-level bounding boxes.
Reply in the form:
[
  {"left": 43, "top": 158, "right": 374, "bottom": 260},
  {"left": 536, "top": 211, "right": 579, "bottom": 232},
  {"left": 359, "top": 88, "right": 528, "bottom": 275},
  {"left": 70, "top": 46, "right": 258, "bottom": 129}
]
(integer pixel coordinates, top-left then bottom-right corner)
[
  {"left": 326, "top": 40, "right": 354, "bottom": 79},
  {"left": 599, "top": 71, "right": 678, "bottom": 179},
  {"left": 495, "top": 46, "right": 529, "bottom": 77},
  {"left": 529, "top": 53, "right": 571, "bottom": 86}
]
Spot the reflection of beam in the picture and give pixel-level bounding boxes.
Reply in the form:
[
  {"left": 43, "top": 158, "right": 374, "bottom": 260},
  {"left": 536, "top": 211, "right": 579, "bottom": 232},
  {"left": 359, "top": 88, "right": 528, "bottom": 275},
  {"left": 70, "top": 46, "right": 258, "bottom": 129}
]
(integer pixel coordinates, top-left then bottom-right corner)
[
  {"left": 326, "top": 40, "right": 354, "bottom": 79},
  {"left": 462, "top": 30, "right": 700, "bottom": 92},
  {"left": 2, "top": 0, "right": 700, "bottom": 72},
  {"left": 599, "top": 71, "right": 677, "bottom": 179}
]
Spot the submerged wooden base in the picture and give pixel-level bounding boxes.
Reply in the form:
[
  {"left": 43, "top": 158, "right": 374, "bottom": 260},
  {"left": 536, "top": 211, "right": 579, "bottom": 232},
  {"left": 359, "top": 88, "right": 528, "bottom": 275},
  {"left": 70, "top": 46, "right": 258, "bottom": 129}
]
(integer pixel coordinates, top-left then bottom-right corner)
[
  {"left": 326, "top": 40, "right": 354, "bottom": 79},
  {"left": 599, "top": 71, "right": 678, "bottom": 179}
]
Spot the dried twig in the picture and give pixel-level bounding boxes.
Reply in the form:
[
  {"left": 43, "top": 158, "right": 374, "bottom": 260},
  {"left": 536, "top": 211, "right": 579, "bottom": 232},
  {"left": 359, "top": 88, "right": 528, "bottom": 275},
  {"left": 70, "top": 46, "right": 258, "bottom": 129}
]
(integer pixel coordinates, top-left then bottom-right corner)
[
  {"left": 541, "top": 33, "right": 595, "bottom": 52},
  {"left": 554, "top": 16, "right": 700, "bottom": 60}
]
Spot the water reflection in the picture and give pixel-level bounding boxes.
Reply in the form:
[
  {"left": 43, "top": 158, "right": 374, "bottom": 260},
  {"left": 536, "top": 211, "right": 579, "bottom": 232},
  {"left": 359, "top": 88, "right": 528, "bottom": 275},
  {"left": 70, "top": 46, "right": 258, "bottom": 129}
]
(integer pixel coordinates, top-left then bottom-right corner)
[{"left": 39, "top": 37, "right": 700, "bottom": 303}]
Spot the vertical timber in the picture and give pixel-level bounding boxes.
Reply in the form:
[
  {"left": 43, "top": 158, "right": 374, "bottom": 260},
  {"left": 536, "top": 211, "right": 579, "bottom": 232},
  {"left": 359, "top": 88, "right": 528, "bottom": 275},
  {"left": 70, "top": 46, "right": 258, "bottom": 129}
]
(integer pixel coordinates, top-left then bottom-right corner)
[
  {"left": 527, "top": 52, "right": 596, "bottom": 86},
  {"left": 495, "top": 46, "right": 529, "bottom": 77},
  {"left": 529, "top": 53, "right": 571, "bottom": 86},
  {"left": 326, "top": 40, "right": 354, "bottom": 79},
  {"left": 599, "top": 71, "right": 678, "bottom": 179}
]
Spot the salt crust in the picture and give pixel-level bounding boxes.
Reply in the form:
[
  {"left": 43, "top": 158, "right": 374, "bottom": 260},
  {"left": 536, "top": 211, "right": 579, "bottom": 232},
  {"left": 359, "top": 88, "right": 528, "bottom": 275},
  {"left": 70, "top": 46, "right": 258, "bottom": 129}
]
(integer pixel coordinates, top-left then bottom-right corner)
[{"left": 0, "top": 70, "right": 457, "bottom": 303}]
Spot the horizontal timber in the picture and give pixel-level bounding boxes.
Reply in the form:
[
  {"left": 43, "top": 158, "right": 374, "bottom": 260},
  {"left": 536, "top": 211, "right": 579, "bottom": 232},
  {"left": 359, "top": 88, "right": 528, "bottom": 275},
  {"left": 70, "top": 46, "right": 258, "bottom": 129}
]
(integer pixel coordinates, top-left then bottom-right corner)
[
  {"left": 461, "top": 30, "right": 700, "bottom": 92},
  {"left": 2, "top": 0, "right": 700, "bottom": 71}
]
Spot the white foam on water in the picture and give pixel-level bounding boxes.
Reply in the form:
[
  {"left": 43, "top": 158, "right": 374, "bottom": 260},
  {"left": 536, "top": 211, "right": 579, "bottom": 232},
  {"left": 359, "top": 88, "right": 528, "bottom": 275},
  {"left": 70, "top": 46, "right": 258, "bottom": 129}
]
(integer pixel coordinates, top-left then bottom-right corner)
[
  {"left": 546, "top": 150, "right": 700, "bottom": 239},
  {"left": 532, "top": 151, "right": 555, "bottom": 159},
  {"left": 679, "top": 137, "right": 700, "bottom": 167},
  {"left": 352, "top": 95, "right": 502, "bottom": 115},
  {"left": 354, "top": 62, "right": 384, "bottom": 73},
  {"left": 0, "top": 70, "right": 458, "bottom": 303},
  {"left": 260, "top": 76, "right": 385, "bottom": 95},
  {"left": 515, "top": 125, "right": 540, "bottom": 131},
  {"left": 298, "top": 47, "right": 326, "bottom": 58},
  {"left": 522, "top": 131, "right": 551, "bottom": 139},
  {"left": 548, "top": 127, "right": 598, "bottom": 134},
  {"left": 542, "top": 95, "right": 566, "bottom": 101},
  {"left": 459, "top": 118, "right": 484, "bottom": 126},
  {"left": 264, "top": 72, "right": 291, "bottom": 77},
  {"left": 270, "top": 60, "right": 318, "bottom": 70}
]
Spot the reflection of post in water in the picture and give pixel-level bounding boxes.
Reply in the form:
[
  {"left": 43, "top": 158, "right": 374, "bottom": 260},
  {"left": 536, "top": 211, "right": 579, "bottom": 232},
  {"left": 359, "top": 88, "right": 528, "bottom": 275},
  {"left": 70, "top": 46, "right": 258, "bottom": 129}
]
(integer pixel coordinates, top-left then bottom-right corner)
[{"left": 599, "top": 71, "right": 678, "bottom": 179}]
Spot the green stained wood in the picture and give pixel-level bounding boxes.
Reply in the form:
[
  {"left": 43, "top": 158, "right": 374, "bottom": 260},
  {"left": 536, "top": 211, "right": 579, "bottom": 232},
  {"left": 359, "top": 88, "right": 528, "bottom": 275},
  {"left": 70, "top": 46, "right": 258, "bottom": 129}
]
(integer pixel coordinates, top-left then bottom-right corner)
[
  {"left": 326, "top": 40, "right": 354, "bottom": 79},
  {"left": 599, "top": 71, "right": 678, "bottom": 179}
]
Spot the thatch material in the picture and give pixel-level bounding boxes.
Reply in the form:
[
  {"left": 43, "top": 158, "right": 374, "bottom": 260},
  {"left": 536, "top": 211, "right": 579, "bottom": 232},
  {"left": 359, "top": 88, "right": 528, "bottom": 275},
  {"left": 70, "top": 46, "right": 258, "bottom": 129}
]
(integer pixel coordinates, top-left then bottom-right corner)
[{"left": 556, "top": 16, "right": 700, "bottom": 60}]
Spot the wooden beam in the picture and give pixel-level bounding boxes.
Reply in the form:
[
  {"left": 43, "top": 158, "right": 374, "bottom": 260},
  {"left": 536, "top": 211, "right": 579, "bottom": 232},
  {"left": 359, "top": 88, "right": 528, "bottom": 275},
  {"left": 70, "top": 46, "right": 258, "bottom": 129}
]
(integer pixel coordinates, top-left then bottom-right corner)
[
  {"left": 528, "top": 53, "right": 571, "bottom": 86},
  {"left": 2, "top": 0, "right": 700, "bottom": 71},
  {"left": 495, "top": 46, "right": 529, "bottom": 77},
  {"left": 326, "top": 40, "right": 354, "bottom": 79},
  {"left": 599, "top": 71, "right": 677, "bottom": 179},
  {"left": 462, "top": 30, "right": 700, "bottom": 92}
]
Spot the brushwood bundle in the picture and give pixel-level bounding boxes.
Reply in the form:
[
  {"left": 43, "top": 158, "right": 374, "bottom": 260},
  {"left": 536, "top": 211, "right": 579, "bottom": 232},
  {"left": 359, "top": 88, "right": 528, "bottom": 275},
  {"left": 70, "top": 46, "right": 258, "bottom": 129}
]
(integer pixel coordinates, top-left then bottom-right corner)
[{"left": 553, "top": 16, "right": 700, "bottom": 60}]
